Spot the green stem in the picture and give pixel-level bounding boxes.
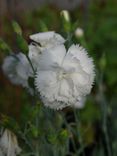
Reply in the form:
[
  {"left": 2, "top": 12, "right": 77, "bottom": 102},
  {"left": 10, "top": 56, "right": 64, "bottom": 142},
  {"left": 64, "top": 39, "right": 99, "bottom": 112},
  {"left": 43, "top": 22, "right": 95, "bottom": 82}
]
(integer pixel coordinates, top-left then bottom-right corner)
[
  {"left": 99, "top": 72, "right": 112, "bottom": 156},
  {"left": 26, "top": 55, "right": 35, "bottom": 74},
  {"left": 74, "top": 110, "right": 86, "bottom": 156},
  {"left": 67, "top": 32, "right": 72, "bottom": 47},
  {"left": 35, "top": 143, "right": 39, "bottom": 156},
  {"left": 35, "top": 101, "right": 40, "bottom": 156},
  {"left": 61, "top": 112, "right": 77, "bottom": 152},
  {"left": 18, "top": 131, "right": 34, "bottom": 152},
  {"left": 35, "top": 120, "right": 39, "bottom": 156}
]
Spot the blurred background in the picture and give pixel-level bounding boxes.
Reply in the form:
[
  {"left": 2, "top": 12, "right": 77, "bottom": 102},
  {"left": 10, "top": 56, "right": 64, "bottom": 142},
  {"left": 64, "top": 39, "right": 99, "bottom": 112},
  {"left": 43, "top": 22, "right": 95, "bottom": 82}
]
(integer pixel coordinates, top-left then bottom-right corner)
[{"left": 0, "top": 0, "right": 117, "bottom": 155}]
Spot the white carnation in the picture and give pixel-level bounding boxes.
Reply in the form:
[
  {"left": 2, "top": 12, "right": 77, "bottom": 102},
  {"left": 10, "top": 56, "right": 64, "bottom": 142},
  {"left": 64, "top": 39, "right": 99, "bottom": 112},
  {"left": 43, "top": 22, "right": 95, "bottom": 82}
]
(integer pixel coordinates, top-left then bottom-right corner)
[
  {"left": 2, "top": 53, "right": 33, "bottom": 89},
  {"left": 29, "top": 31, "right": 65, "bottom": 49},
  {"left": 0, "top": 129, "right": 21, "bottom": 156},
  {"left": 35, "top": 44, "right": 95, "bottom": 110}
]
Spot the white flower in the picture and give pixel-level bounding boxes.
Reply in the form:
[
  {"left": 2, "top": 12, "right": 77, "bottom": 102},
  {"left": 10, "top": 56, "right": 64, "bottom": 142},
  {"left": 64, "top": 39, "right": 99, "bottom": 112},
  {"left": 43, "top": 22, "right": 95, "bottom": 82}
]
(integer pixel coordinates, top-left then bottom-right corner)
[
  {"left": 75, "top": 28, "right": 84, "bottom": 38},
  {"left": 35, "top": 44, "right": 95, "bottom": 110},
  {"left": 2, "top": 53, "right": 33, "bottom": 89},
  {"left": 0, "top": 129, "right": 21, "bottom": 156},
  {"left": 29, "top": 31, "right": 65, "bottom": 49}
]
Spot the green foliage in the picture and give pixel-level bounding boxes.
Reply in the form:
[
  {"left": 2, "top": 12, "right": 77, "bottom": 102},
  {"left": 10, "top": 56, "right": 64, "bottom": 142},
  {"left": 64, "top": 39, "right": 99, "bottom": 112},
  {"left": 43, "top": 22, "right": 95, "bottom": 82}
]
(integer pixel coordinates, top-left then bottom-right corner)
[
  {"left": 16, "top": 35, "right": 28, "bottom": 54},
  {"left": 0, "top": 39, "right": 12, "bottom": 54}
]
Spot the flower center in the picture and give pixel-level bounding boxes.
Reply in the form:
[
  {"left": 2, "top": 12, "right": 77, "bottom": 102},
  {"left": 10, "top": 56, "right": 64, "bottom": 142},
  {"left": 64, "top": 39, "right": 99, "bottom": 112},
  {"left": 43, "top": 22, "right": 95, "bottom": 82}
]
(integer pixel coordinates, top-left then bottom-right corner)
[{"left": 57, "top": 70, "right": 68, "bottom": 80}]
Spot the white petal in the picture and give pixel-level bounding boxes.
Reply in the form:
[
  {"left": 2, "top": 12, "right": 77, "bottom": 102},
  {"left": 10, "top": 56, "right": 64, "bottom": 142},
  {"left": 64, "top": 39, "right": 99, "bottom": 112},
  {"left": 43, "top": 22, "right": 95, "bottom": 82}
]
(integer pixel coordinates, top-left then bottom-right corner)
[
  {"left": 54, "top": 33, "right": 65, "bottom": 44},
  {"left": 68, "top": 44, "right": 95, "bottom": 75},
  {"left": 62, "top": 52, "right": 81, "bottom": 72},
  {"left": 28, "top": 44, "right": 41, "bottom": 67},
  {"left": 59, "top": 79, "right": 71, "bottom": 100},
  {"left": 30, "top": 31, "right": 55, "bottom": 43},
  {"left": 30, "top": 31, "right": 65, "bottom": 48},
  {"left": 38, "top": 45, "right": 66, "bottom": 70},
  {"left": 35, "top": 70, "right": 59, "bottom": 101},
  {"left": 42, "top": 97, "right": 69, "bottom": 110},
  {"left": 70, "top": 72, "right": 91, "bottom": 96},
  {"left": 71, "top": 72, "right": 89, "bottom": 86},
  {"left": 73, "top": 97, "right": 85, "bottom": 108}
]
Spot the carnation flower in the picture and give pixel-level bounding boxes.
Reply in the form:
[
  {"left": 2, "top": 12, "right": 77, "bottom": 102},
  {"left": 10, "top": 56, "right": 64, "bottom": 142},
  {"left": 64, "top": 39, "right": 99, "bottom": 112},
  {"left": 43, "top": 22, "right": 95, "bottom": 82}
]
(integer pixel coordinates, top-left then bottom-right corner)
[
  {"left": 0, "top": 129, "right": 21, "bottom": 156},
  {"left": 29, "top": 31, "right": 65, "bottom": 49},
  {"left": 35, "top": 44, "right": 95, "bottom": 110},
  {"left": 2, "top": 53, "right": 33, "bottom": 89}
]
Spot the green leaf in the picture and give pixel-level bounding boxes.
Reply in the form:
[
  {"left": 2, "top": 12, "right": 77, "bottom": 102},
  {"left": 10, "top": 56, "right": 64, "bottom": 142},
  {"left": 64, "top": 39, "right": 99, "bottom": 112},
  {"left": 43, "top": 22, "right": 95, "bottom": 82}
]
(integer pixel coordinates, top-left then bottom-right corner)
[
  {"left": 58, "top": 129, "right": 69, "bottom": 144},
  {"left": 39, "top": 20, "right": 48, "bottom": 32},
  {"left": 0, "top": 114, "right": 20, "bottom": 132},
  {"left": 16, "top": 35, "right": 28, "bottom": 53},
  {"left": 30, "top": 125, "right": 39, "bottom": 138},
  {"left": 47, "top": 133, "right": 57, "bottom": 144},
  {"left": 0, "top": 39, "right": 12, "bottom": 54},
  {"left": 30, "top": 104, "right": 41, "bottom": 120}
]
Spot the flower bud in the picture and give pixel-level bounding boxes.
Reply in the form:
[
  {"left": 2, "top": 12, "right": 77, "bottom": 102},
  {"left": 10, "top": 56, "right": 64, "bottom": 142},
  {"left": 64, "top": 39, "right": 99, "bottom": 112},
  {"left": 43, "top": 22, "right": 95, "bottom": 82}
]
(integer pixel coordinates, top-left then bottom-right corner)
[
  {"left": 61, "top": 10, "right": 70, "bottom": 22},
  {"left": 12, "top": 21, "right": 22, "bottom": 35},
  {"left": 75, "top": 27, "right": 84, "bottom": 38}
]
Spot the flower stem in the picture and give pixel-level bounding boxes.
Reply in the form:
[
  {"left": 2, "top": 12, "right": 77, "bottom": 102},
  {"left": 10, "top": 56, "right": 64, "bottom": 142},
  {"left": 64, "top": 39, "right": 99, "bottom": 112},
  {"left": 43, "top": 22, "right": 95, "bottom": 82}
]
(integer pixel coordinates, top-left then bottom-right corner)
[
  {"left": 35, "top": 101, "right": 40, "bottom": 156},
  {"left": 61, "top": 112, "right": 77, "bottom": 153},
  {"left": 35, "top": 144, "right": 39, "bottom": 156},
  {"left": 98, "top": 72, "right": 112, "bottom": 156},
  {"left": 26, "top": 55, "right": 35, "bottom": 74},
  {"left": 74, "top": 109, "right": 86, "bottom": 156}
]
